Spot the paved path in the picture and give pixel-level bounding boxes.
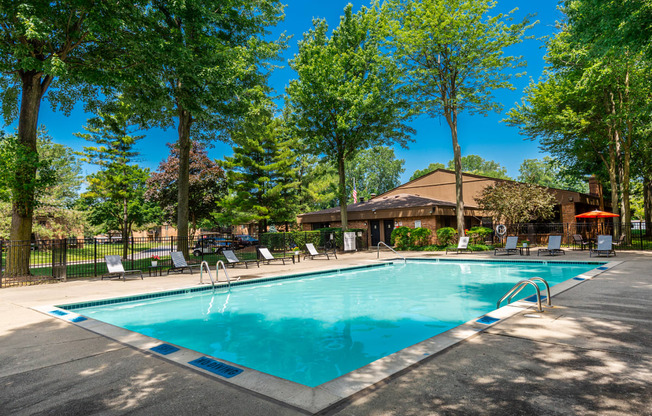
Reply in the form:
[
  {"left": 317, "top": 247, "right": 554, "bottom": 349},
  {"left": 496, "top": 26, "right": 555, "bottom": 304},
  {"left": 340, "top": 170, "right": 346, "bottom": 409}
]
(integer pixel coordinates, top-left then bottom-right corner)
[{"left": 1, "top": 250, "right": 651, "bottom": 415}]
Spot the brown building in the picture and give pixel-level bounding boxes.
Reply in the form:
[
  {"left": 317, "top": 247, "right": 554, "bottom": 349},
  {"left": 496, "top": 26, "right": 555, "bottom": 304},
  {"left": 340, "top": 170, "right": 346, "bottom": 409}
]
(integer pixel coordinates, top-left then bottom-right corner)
[{"left": 297, "top": 169, "right": 604, "bottom": 246}]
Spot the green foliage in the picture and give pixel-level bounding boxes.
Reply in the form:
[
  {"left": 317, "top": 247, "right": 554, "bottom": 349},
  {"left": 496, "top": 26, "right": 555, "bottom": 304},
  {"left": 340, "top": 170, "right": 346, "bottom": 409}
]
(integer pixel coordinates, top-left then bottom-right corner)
[
  {"left": 436, "top": 227, "right": 457, "bottom": 246},
  {"left": 446, "top": 156, "right": 510, "bottom": 180},
  {"left": 217, "top": 99, "right": 299, "bottom": 232},
  {"left": 295, "top": 154, "right": 339, "bottom": 212},
  {"left": 390, "top": 226, "right": 411, "bottom": 250},
  {"left": 466, "top": 226, "right": 492, "bottom": 244},
  {"left": 409, "top": 227, "right": 431, "bottom": 247},
  {"left": 259, "top": 228, "right": 365, "bottom": 251},
  {"left": 475, "top": 182, "right": 557, "bottom": 225},
  {"left": 346, "top": 146, "right": 405, "bottom": 202},
  {"left": 286, "top": 4, "right": 414, "bottom": 228},
  {"left": 410, "top": 163, "right": 445, "bottom": 181},
  {"left": 518, "top": 157, "right": 589, "bottom": 193}
]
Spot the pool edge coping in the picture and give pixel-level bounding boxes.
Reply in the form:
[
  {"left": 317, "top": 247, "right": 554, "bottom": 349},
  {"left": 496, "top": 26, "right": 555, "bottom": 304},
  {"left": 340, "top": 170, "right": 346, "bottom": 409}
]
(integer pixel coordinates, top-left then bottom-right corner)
[{"left": 31, "top": 258, "right": 621, "bottom": 414}]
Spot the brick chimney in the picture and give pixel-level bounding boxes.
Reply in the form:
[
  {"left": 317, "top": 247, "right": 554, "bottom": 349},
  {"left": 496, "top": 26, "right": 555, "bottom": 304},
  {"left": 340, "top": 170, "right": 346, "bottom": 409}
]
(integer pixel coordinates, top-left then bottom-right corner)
[{"left": 588, "top": 175, "right": 602, "bottom": 197}]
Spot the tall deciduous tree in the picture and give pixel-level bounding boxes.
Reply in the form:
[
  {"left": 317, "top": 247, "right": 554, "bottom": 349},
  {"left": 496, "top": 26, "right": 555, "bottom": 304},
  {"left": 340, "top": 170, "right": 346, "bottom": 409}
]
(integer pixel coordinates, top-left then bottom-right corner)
[
  {"left": 346, "top": 146, "right": 405, "bottom": 202},
  {"left": 76, "top": 102, "right": 147, "bottom": 259},
  {"left": 119, "top": 0, "right": 285, "bottom": 258},
  {"left": 410, "top": 163, "right": 446, "bottom": 181},
  {"left": 217, "top": 100, "right": 299, "bottom": 233},
  {"left": 146, "top": 141, "right": 226, "bottom": 237},
  {"left": 475, "top": 182, "right": 557, "bottom": 226},
  {"left": 518, "top": 157, "right": 588, "bottom": 193},
  {"left": 0, "top": 1, "right": 145, "bottom": 275},
  {"left": 384, "top": 0, "right": 533, "bottom": 235},
  {"left": 446, "top": 155, "right": 510, "bottom": 180},
  {"left": 287, "top": 4, "right": 413, "bottom": 229}
]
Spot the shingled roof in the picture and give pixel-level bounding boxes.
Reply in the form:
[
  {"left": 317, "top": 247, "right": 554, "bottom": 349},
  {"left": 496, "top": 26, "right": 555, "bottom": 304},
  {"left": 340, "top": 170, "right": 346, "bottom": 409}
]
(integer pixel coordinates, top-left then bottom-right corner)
[{"left": 298, "top": 193, "right": 458, "bottom": 217}]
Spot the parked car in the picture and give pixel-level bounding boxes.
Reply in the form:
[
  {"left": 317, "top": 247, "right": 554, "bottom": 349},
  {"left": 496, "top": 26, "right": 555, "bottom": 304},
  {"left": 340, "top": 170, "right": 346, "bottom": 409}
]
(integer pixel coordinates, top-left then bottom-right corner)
[{"left": 235, "top": 234, "right": 258, "bottom": 248}]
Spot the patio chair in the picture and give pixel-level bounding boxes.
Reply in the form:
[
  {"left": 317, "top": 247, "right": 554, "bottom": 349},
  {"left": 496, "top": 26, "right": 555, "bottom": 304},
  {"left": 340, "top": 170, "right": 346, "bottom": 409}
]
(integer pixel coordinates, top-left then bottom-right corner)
[
  {"left": 494, "top": 236, "right": 518, "bottom": 256},
  {"left": 446, "top": 236, "right": 470, "bottom": 254},
  {"left": 258, "top": 247, "right": 287, "bottom": 265},
  {"left": 168, "top": 251, "right": 201, "bottom": 275},
  {"left": 304, "top": 243, "right": 336, "bottom": 260},
  {"left": 102, "top": 255, "right": 143, "bottom": 281},
  {"left": 611, "top": 234, "right": 626, "bottom": 250},
  {"left": 537, "top": 235, "right": 565, "bottom": 256},
  {"left": 571, "top": 234, "right": 591, "bottom": 251},
  {"left": 590, "top": 235, "right": 616, "bottom": 257},
  {"left": 222, "top": 249, "right": 259, "bottom": 268}
]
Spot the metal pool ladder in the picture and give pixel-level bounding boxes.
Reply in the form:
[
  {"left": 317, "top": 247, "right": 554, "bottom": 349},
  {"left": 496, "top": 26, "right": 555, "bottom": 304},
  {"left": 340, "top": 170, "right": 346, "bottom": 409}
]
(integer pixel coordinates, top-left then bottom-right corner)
[
  {"left": 377, "top": 241, "right": 406, "bottom": 263},
  {"left": 200, "top": 261, "right": 216, "bottom": 289},
  {"left": 497, "top": 277, "right": 551, "bottom": 313},
  {"left": 200, "top": 260, "right": 239, "bottom": 288}
]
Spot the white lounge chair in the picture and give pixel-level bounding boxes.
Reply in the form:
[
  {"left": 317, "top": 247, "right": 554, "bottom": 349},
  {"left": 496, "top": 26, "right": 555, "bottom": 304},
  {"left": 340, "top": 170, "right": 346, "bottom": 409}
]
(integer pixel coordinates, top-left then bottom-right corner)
[
  {"left": 102, "top": 255, "right": 143, "bottom": 281},
  {"left": 537, "top": 235, "right": 565, "bottom": 256},
  {"left": 258, "top": 247, "right": 287, "bottom": 265},
  {"left": 223, "top": 250, "right": 259, "bottom": 268},
  {"left": 168, "top": 251, "right": 202, "bottom": 275},
  {"left": 590, "top": 235, "right": 615, "bottom": 257},
  {"left": 304, "top": 243, "right": 335, "bottom": 260},
  {"left": 494, "top": 236, "right": 518, "bottom": 256},
  {"left": 446, "top": 236, "right": 470, "bottom": 254}
]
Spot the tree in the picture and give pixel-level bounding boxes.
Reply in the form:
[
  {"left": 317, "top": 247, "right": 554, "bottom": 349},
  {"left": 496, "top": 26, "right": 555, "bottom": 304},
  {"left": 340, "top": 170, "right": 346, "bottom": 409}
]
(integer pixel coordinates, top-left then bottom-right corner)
[
  {"left": 446, "top": 155, "right": 510, "bottom": 180},
  {"left": 384, "top": 0, "right": 533, "bottom": 235},
  {"left": 286, "top": 5, "right": 414, "bottom": 229},
  {"left": 296, "top": 154, "right": 339, "bottom": 213},
  {"left": 37, "top": 131, "right": 83, "bottom": 208},
  {"left": 518, "top": 157, "right": 588, "bottom": 193},
  {"left": 0, "top": 1, "right": 146, "bottom": 276},
  {"left": 475, "top": 182, "right": 557, "bottom": 225},
  {"left": 118, "top": 0, "right": 285, "bottom": 257},
  {"left": 217, "top": 100, "right": 299, "bottom": 233},
  {"left": 76, "top": 101, "right": 148, "bottom": 259},
  {"left": 146, "top": 141, "right": 226, "bottom": 236},
  {"left": 346, "top": 146, "right": 405, "bottom": 201},
  {"left": 410, "top": 163, "right": 446, "bottom": 181}
]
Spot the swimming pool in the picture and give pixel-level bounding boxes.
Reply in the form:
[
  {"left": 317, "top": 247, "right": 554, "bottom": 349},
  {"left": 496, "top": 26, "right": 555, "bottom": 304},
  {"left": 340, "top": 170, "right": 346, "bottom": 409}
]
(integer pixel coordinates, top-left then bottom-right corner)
[{"left": 59, "top": 259, "right": 603, "bottom": 387}]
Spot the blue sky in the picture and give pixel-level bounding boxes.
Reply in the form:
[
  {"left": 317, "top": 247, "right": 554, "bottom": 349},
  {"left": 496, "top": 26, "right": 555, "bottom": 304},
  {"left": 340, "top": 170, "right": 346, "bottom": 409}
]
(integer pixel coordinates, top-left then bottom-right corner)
[{"left": 18, "top": 0, "right": 563, "bottom": 184}]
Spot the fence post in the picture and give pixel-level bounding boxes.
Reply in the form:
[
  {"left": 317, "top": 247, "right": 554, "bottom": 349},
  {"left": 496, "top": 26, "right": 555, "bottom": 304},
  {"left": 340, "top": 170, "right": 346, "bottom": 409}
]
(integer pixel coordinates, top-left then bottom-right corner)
[
  {"left": 94, "top": 238, "right": 97, "bottom": 277},
  {"left": 0, "top": 239, "right": 3, "bottom": 287},
  {"left": 131, "top": 236, "right": 135, "bottom": 270}
]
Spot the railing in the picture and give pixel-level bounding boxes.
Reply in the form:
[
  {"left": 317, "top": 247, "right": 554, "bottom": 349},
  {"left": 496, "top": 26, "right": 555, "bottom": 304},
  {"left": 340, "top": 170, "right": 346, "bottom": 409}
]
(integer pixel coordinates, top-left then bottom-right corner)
[
  {"left": 377, "top": 241, "right": 406, "bottom": 262},
  {"left": 215, "top": 260, "right": 240, "bottom": 287},
  {"left": 199, "top": 261, "right": 215, "bottom": 289},
  {"left": 497, "top": 277, "right": 552, "bottom": 313}
]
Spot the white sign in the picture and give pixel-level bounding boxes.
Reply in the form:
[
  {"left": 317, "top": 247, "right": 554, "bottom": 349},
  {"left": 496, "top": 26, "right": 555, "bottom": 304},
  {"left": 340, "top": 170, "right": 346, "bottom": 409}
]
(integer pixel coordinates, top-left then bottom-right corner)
[
  {"left": 414, "top": 220, "right": 421, "bottom": 228},
  {"left": 344, "top": 232, "right": 356, "bottom": 251}
]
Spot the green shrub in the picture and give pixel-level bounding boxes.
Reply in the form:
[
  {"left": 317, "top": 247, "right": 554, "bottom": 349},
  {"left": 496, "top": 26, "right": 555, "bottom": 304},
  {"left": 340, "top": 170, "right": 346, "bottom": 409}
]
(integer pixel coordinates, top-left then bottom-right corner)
[
  {"left": 436, "top": 227, "right": 457, "bottom": 246},
  {"left": 466, "top": 226, "right": 492, "bottom": 244},
  {"left": 391, "top": 226, "right": 411, "bottom": 250},
  {"left": 410, "top": 227, "right": 432, "bottom": 247}
]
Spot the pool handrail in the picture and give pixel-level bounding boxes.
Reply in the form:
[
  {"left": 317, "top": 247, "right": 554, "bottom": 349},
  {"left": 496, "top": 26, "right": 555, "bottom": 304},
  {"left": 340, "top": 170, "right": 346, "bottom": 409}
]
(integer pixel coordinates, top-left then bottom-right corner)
[
  {"left": 200, "top": 261, "right": 216, "bottom": 289},
  {"left": 216, "top": 260, "right": 241, "bottom": 287},
  {"left": 497, "top": 279, "right": 545, "bottom": 312},
  {"left": 508, "top": 277, "right": 551, "bottom": 306},
  {"left": 377, "top": 241, "right": 406, "bottom": 262}
]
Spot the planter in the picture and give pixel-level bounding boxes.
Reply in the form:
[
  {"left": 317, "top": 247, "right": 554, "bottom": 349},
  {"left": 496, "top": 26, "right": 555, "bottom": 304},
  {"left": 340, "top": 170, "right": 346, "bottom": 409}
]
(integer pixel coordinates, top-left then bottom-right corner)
[{"left": 151, "top": 261, "right": 158, "bottom": 267}]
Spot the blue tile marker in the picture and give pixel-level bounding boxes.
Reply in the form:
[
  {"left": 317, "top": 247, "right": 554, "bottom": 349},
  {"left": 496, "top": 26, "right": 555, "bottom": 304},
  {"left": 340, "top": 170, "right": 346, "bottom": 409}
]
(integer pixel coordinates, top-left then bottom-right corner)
[
  {"left": 50, "top": 310, "right": 68, "bottom": 316},
  {"left": 189, "top": 357, "right": 243, "bottom": 378},
  {"left": 524, "top": 295, "right": 548, "bottom": 303},
  {"left": 573, "top": 277, "right": 586, "bottom": 281},
  {"left": 597, "top": 266, "right": 608, "bottom": 270},
  {"left": 476, "top": 316, "right": 500, "bottom": 325},
  {"left": 150, "top": 344, "right": 180, "bottom": 355},
  {"left": 70, "top": 316, "right": 87, "bottom": 323}
]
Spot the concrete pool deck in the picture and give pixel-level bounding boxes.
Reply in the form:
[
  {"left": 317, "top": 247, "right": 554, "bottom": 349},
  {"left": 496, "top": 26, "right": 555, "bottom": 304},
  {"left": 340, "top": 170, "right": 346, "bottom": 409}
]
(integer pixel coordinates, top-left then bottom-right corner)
[{"left": 1, "top": 250, "right": 651, "bottom": 415}]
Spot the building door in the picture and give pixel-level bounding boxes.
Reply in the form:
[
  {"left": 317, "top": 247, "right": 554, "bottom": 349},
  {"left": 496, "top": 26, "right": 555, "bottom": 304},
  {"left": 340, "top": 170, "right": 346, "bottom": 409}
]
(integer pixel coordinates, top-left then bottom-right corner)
[
  {"left": 383, "top": 220, "right": 394, "bottom": 245},
  {"left": 370, "top": 220, "right": 381, "bottom": 246}
]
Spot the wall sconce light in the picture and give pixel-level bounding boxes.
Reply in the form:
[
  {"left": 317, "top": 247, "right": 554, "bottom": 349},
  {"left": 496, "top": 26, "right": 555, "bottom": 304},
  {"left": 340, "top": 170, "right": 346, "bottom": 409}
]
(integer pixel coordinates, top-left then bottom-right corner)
[
  {"left": 372, "top": 209, "right": 376, "bottom": 214},
  {"left": 568, "top": 197, "right": 574, "bottom": 202},
  {"left": 429, "top": 207, "right": 434, "bottom": 214}
]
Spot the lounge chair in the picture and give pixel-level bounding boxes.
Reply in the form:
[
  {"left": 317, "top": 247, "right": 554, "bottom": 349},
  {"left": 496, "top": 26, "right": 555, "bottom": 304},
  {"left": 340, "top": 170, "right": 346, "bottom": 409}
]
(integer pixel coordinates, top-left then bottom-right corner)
[
  {"left": 494, "top": 236, "right": 518, "bottom": 256},
  {"left": 304, "top": 243, "right": 336, "bottom": 260},
  {"left": 537, "top": 235, "right": 565, "bottom": 256},
  {"left": 590, "top": 235, "right": 616, "bottom": 257},
  {"left": 222, "top": 250, "right": 259, "bottom": 268},
  {"left": 258, "top": 247, "right": 287, "bottom": 265},
  {"left": 571, "top": 234, "right": 591, "bottom": 250},
  {"left": 168, "top": 251, "right": 201, "bottom": 275},
  {"left": 102, "top": 255, "right": 143, "bottom": 281},
  {"left": 611, "top": 234, "right": 626, "bottom": 250},
  {"left": 446, "top": 236, "right": 470, "bottom": 254}
]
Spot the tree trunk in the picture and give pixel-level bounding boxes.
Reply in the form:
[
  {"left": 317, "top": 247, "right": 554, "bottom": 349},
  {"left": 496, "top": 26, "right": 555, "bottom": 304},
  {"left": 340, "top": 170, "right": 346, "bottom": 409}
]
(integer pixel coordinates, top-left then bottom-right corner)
[
  {"left": 6, "top": 72, "right": 47, "bottom": 277},
  {"left": 177, "top": 107, "right": 192, "bottom": 259},
  {"left": 337, "top": 153, "right": 348, "bottom": 230},
  {"left": 644, "top": 175, "right": 652, "bottom": 237},
  {"left": 607, "top": 137, "right": 620, "bottom": 237},
  {"left": 445, "top": 110, "right": 465, "bottom": 236}
]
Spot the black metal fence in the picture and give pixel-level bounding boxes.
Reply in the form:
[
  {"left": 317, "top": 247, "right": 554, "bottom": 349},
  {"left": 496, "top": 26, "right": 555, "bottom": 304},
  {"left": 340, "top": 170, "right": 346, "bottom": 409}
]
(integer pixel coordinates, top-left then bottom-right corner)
[{"left": 0, "top": 229, "right": 369, "bottom": 288}]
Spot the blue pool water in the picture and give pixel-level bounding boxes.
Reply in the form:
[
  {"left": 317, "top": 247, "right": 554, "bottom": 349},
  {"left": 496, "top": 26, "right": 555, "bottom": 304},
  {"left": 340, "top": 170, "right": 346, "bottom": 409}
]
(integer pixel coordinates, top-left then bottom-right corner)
[{"left": 65, "top": 260, "right": 601, "bottom": 387}]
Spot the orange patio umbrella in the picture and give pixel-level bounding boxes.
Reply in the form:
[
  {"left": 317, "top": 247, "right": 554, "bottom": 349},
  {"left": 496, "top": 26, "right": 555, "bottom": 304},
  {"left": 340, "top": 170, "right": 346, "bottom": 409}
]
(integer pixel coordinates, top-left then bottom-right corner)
[{"left": 575, "top": 210, "right": 620, "bottom": 219}]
